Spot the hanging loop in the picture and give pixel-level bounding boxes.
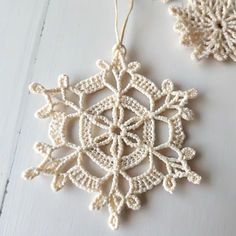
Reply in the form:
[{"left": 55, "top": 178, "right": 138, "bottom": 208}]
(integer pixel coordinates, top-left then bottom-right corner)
[
  {"left": 114, "top": 0, "right": 134, "bottom": 48},
  {"left": 112, "top": 43, "right": 127, "bottom": 56}
]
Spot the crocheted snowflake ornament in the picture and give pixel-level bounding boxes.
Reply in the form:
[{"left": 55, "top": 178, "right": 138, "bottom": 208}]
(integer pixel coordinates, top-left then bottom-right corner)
[
  {"left": 170, "top": 0, "right": 236, "bottom": 61},
  {"left": 23, "top": 48, "right": 201, "bottom": 230}
]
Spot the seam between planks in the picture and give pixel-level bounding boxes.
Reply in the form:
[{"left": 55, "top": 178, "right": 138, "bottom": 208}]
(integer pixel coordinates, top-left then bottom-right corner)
[{"left": 0, "top": 0, "right": 52, "bottom": 217}]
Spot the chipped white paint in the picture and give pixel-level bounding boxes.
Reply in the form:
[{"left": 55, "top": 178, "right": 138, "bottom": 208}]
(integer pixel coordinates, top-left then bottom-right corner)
[{"left": 0, "top": 0, "right": 236, "bottom": 235}]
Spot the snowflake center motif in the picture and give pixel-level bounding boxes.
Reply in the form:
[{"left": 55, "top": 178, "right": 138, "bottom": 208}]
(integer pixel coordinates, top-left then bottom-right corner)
[
  {"left": 214, "top": 20, "right": 224, "bottom": 30},
  {"left": 23, "top": 47, "right": 201, "bottom": 230},
  {"left": 110, "top": 125, "right": 122, "bottom": 135}
]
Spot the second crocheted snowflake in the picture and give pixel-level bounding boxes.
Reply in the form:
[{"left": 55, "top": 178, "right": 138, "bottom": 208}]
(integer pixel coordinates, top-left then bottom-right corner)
[{"left": 170, "top": 0, "right": 236, "bottom": 61}]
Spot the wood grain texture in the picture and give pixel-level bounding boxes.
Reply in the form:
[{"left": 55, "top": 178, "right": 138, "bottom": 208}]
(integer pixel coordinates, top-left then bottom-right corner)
[
  {"left": 0, "top": 0, "right": 236, "bottom": 235},
  {"left": 0, "top": 0, "right": 50, "bottom": 205}
]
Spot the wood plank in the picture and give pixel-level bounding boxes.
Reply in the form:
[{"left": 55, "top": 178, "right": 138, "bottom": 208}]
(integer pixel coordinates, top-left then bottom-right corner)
[{"left": 0, "top": 0, "right": 50, "bottom": 205}]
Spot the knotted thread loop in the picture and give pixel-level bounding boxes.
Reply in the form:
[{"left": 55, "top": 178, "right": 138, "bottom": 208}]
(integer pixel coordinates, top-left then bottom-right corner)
[{"left": 114, "top": 0, "right": 134, "bottom": 46}]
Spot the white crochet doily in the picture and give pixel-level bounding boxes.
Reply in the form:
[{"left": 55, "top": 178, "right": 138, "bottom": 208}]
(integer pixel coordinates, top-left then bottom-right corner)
[
  {"left": 23, "top": 48, "right": 201, "bottom": 230},
  {"left": 170, "top": 0, "right": 236, "bottom": 61}
]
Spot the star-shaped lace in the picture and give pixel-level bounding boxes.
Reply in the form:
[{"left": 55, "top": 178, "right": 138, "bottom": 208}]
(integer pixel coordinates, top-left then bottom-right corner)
[
  {"left": 23, "top": 48, "right": 201, "bottom": 230},
  {"left": 170, "top": 0, "right": 236, "bottom": 61}
]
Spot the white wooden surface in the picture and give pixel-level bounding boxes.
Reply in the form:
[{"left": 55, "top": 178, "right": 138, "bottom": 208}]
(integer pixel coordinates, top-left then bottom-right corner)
[{"left": 0, "top": 0, "right": 236, "bottom": 235}]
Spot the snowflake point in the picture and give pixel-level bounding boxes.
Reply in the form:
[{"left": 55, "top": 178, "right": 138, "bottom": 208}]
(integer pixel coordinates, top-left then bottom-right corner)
[
  {"left": 58, "top": 74, "right": 69, "bottom": 88},
  {"left": 29, "top": 82, "right": 45, "bottom": 94},
  {"left": 22, "top": 167, "right": 40, "bottom": 180}
]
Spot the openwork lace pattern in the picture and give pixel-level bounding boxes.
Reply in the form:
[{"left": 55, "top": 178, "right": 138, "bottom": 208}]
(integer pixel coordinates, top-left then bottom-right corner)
[
  {"left": 23, "top": 49, "right": 201, "bottom": 230},
  {"left": 170, "top": 0, "right": 236, "bottom": 61}
]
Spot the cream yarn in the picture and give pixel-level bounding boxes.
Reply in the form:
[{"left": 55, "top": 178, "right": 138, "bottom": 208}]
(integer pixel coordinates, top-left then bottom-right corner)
[
  {"left": 170, "top": 0, "right": 236, "bottom": 61},
  {"left": 22, "top": 0, "right": 201, "bottom": 230},
  {"left": 23, "top": 47, "right": 201, "bottom": 230}
]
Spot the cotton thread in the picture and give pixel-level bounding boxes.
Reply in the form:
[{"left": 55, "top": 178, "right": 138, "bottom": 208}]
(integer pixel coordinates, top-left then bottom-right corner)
[
  {"left": 23, "top": 0, "right": 201, "bottom": 230},
  {"left": 114, "top": 0, "right": 134, "bottom": 46},
  {"left": 170, "top": 0, "right": 236, "bottom": 61}
]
